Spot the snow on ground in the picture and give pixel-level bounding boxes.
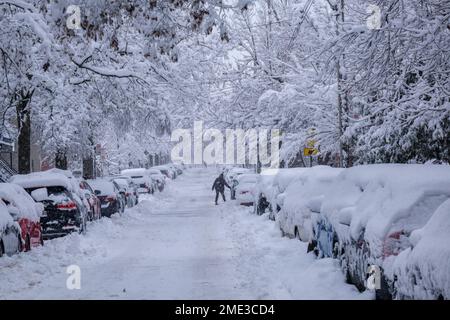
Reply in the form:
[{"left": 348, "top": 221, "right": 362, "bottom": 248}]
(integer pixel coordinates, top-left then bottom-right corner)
[{"left": 0, "top": 168, "right": 370, "bottom": 299}]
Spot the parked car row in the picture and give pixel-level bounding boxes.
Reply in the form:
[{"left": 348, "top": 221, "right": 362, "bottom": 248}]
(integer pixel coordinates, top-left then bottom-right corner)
[
  {"left": 0, "top": 164, "right": 184, "bottom": 258},
  {"left": 229, "top": 164, "right": 450, "bottom": 300}
]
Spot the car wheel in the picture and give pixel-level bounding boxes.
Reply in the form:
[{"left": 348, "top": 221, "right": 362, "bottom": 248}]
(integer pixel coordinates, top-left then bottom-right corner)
[
  {"left": 295, "top": 227, "right": 301, "bottom": 241},
  {"left": 17, "top": 234, "right": 23, "bottom": 253},
  {"left": 0, "top": 240, "right": 4, "bottom": 257},
  {"left": 25, "top": 234, "right": 31, "bottom": 252},
  {"left": 40, "top": 234, "right": 44, "bottom": 246}
]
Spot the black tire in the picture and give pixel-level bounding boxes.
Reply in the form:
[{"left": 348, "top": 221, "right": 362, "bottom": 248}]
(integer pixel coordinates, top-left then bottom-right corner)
[
  {"left": 0, "top": 240, "right": 4, "bottom": 257},
  {"left": 40, "top": 234, "right": 44, "bottom": 246},
  {"left": 25, "top": 234, "right": 31, "bottom": 252},
  {"left": 294, "top": 227, "right": 301, "bottom": 241},
  {"left": 307, "top": 240, "right": 318, "bottom": 256},
  {"left": 375, "top": 274, "right": 393, "bottom": 300},
  {"left": 17, "top": 234, "right": 23, "bottom": 253}
]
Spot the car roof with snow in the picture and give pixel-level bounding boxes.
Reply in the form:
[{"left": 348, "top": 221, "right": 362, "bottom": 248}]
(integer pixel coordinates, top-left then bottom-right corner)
[
  {"left": 0, "top": 183, "right": 42, "bottom": 221},
  {"left": 152, "top": 165, "right": 170, "bottom": 170},
  {"left": 87, "top": 179, "right": 117, "bottom": 195},
  {"left": 121, "top": 168, "right": 148, "bottom": 176},
  {"left": 10, "top": 172, "right": 72, "bottom": 190},
  {"left": 112, "top": 178, "right": 129, "bottom": 188},
  {"left": 321, "top": 164, "right": 450, "bottom": 246},
  {"left": 147, "top": 168, "right": 163, "bottom": 175},
  {"left": 237, "top": 173, "right": 258, "bottom": 183}
]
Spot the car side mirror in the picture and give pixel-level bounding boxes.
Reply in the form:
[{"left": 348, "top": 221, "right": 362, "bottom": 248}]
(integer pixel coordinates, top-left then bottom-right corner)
[
  {"left": 94, "top": 190, "right": 101, "bottom": 196},
  {"left": 84, "top": 191, "right": 91, "bottom": 199}
]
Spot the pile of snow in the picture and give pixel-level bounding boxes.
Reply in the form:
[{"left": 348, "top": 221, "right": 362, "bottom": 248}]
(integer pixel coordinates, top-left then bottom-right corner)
[
  {"left": 0, "top": 183, "right": 43, "bottom": 221},
  {"left": 222, "top": 204, "right": 370, "bottom": 299},
  {"left": 385, "top": 199, "right": 450, "bottom": 299},
  {"left": 278, "top": 166, "right": 344, "bottom": 241}
]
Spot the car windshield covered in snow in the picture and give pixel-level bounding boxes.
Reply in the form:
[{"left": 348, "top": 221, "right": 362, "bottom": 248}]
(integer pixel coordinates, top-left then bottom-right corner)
[{"left": 87, "top": 180, "right": 116, "bottom": 196}]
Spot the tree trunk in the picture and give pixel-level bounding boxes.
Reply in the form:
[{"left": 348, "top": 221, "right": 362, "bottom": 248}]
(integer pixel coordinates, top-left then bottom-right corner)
[
  {"left": 16, "top": 90, "right": 34, "bottom": 174},
  {"left": 83, "top": 157, "right": 94, "bottom": 179},
  {"left": 55, "top": 150, "right": 68, "bottom": 170}
]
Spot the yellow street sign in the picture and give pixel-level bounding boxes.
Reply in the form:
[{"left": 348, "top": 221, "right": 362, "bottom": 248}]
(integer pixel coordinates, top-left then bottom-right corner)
[{"left": 304, "top": 147, "right": 319, "bottom": 156}]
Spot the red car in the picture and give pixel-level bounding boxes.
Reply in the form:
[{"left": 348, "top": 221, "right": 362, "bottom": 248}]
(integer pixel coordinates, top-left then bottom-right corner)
[
  {"left": 79, "top": 180, "right": 102, "bottom": 221},
  {"left": 0, "top": 183, "right": 44, "bottom": 251}
]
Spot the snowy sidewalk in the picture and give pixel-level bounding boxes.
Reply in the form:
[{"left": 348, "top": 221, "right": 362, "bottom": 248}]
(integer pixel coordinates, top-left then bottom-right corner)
[{"left": 0, "top": 168, "right": 370, "bottom": 299}]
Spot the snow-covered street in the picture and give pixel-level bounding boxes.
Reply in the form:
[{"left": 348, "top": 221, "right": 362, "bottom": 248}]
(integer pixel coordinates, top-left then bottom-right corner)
[{"left": 0, "top": 168, "right": 368, "bottom": 299}]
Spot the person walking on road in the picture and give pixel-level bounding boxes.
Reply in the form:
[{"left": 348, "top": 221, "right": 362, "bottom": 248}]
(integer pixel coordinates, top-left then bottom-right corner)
[{"left": 212, "top": 173, "right": 230, "bottom": 205}]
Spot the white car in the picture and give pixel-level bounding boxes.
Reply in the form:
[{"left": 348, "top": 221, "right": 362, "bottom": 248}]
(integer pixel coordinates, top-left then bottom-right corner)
[
  {"left": 225, "top": 167, "right": 252, "bottom": 186},
  {"left": 121, "top": 168, "right": 155, "bottom": 194},
  {"left": 235, "top": 174, "right": 258, "bottom": 206},
  {"left": 278, "top": 166, "right": 343, "bottom": 242},
  {"left": 146, "top": 169, "right": 166, "bottom": 192}
]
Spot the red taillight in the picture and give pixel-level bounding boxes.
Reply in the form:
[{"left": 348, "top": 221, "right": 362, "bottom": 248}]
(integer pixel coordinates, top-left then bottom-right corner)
[
  {"left": 382, "top": 230, "right": 407, "bottom": 258},
  {"left": 106, "top": 195, "right": 116, "bottom": 202},
  {"left": 56, "top": 201, "right": 77, "bottom": 210}
]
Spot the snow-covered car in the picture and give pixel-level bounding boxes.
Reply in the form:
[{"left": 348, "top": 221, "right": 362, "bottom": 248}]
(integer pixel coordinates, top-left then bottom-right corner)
[
  {"left": 253, "top": 168, "right": 278, "bottom": 216},
  {"left": 111, "top": 176, "right": 139, "bottom": 204},
  {"left": 146, "top": 169, "right": 165, "bottom": 192},
  {"left": 121, "top": 168, "right": 155, "bottom": 194},
  {"left": 0, "top": 183, "right": 44, "bottom": 251},
  {"left": 78, "top": 180, "right": 102, "bottom": 221},
  {"left": 10, "top": 172, "right": 88, "bottom": 239},
  {"left": 87, "top": 179, "right": 124, "bottom": 217},
  {"left": 310, "top": 164, "right": 450, "bottom": 299},
  {"left": 278, "top": 166, "right": 344, "bottom": 242},
  {"left": 47, "top": 168, "right": 91, "bottom": 217},
  {"left": 0, "top": 199, "right": 22, "bottom": 257},
  {"left": 386, "top": 199, "right": 450, "bottom": 299},
  {"left": 234, "top": 174, "right": 258, "bottom": 206},
  {"left": 112, "top": 177, "right": 137, "bottom": 208},
  {"left": 172, "top": 163, "right": 184, "bottom": 175},
  {"left": 152, "top": 165, "right": 175, "bottom": 180},
  {"left": 253, "top": 167, "right": 308, "bottom": 220}
]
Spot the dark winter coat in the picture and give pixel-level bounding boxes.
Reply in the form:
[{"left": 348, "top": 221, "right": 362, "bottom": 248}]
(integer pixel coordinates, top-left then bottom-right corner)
[{"left": 212, "top": 174, "right": 230, "bottom": 192}]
